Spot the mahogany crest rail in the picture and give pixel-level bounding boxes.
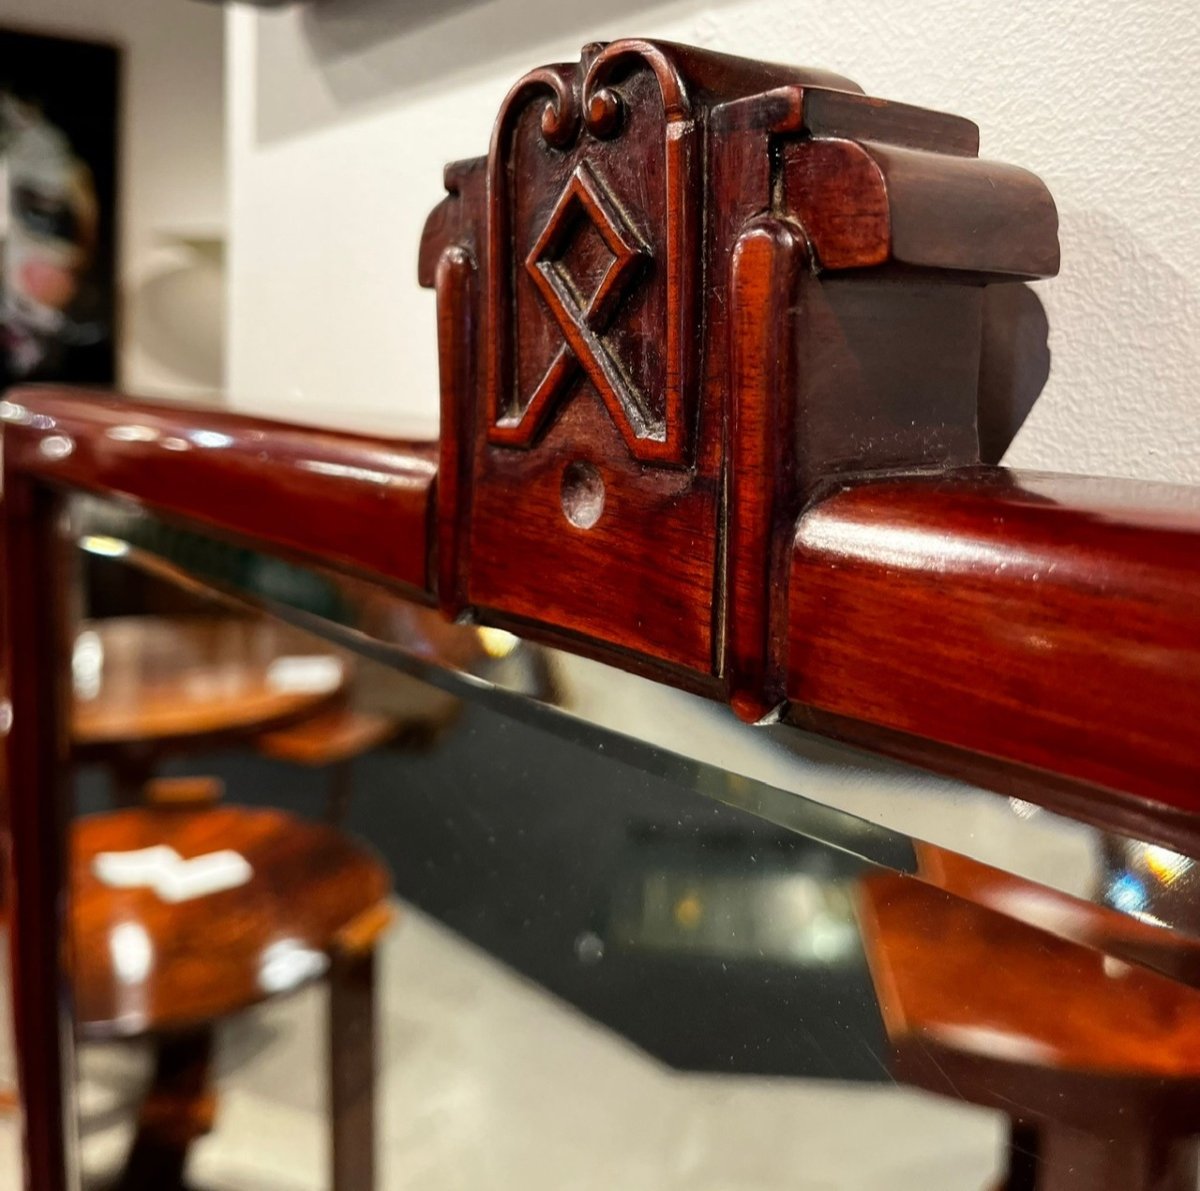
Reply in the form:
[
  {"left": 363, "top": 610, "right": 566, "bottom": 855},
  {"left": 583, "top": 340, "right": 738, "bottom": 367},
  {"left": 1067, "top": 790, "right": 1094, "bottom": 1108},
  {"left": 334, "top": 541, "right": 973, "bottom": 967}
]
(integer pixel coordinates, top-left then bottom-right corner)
[{"left": 3, "top": 36, "right": 1200, "bottom": 1191}]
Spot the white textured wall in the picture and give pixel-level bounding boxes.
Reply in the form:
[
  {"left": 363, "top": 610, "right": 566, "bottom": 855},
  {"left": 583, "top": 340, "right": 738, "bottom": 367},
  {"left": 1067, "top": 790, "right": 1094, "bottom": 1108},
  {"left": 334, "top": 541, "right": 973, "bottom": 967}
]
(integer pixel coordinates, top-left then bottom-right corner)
[
  {"left": 228, "top": 0, "right": 1200, "bottom": 482},
  {"left": 2, "top": 0, "right": 225, "bottom": 397}
]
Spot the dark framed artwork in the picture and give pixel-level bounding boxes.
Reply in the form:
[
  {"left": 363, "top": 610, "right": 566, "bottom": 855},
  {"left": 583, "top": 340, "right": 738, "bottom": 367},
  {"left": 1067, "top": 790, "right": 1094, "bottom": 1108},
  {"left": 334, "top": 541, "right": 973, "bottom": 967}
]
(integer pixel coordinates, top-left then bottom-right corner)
[{"left": 0, "top": 28, "right": 119, "bottom": 389}]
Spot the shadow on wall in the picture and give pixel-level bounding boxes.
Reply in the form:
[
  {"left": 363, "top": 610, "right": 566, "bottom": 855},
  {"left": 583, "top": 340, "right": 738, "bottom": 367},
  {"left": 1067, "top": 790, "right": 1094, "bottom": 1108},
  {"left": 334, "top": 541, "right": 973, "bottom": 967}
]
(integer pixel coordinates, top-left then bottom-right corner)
[
  {"left": 127, "top": 245, "right": 226, "bottom": 393},
  {"left": 257, "top": 0, "right": 721, "bottom": 144},
  {"left": 977, "top": 284, "right": 1050, "bottom": 465},
  {"left": 1012, "top": 209, "right": 1200, "bottom": 482}
]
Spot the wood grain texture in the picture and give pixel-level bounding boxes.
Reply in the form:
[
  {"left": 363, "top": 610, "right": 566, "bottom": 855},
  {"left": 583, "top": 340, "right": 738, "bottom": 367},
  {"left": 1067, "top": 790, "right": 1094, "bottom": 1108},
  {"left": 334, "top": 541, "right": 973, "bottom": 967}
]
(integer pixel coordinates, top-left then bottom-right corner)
[
  {"left": 421, "top": 37, "right": 1058, "bottom": 684},
  {"left": 2, "top": 388, "right": 437, "bottom": 596},
  {"left": 725, "top": 217, "right": 805, "bottom": 721},
  {"left": 788, "top": 468, "right": 1200, "bottom": 825},
  {"left": 4, "top": 40, "right": 1200, "bottom": 1188},
  {"left": 469, "top": 40, "right": 717, "bottom": 672}
]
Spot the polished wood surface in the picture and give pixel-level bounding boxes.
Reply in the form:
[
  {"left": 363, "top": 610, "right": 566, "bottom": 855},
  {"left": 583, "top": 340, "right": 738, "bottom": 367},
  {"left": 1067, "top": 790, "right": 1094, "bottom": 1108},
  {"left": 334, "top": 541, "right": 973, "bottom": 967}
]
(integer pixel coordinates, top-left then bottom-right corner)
[
  {"left": 858, "top": 873, "right": 1200, "bottom": 1190},
  {"left": 917, "top": 841, "right": 1200, "bottom": 987},
  {"left": 420, "top": 38, "right": 1056, "bottom": 682},
  {"left": 788, "top": 468, "right": 1200, "bottom": 830},
  {"left": 1, "top": 390, "right": 437, "bottom": 596},
  {"left": 70, "top": 793, "right": 392, "bottom": 1190},
  {"left": 72, "top": 803, "right": 390, "bottom": 1038},
  {"left": 1, "top": 470, "right": 75, "bottom": 1191},
  {"left": 859, "top": 874, "right": 1200, "bottom": 1080},
  {"left": 72, "top": 615, "right": 348, "bottom": 750},
  {"left": 10, "top": 402, "right": 1200, "bottom": 838},
  {"left": 255, "top": 707, "right": 402, "bottom": 823},
  {"left": 254, "top": 706, "right": 397, "bottom": 767}
]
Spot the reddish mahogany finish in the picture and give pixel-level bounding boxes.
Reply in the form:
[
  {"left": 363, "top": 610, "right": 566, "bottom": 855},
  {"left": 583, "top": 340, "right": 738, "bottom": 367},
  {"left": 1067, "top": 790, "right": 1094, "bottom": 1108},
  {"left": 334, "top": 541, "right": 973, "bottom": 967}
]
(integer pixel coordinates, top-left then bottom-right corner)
[
  {"left": 2, "top": 389, "right": 437, "bottom": 596},
  {"left": 72, "top": 803, "right": 390, "bottom": 1036},
  {"left": 788, "top": 468, "right": 1200, "bottom": 828},
  {"left": 2, "top": 473, "right": 75, "bottom": 1191},
  {"left": 420, "top": 38, "right": 1057, "bottom": 681},
  {"left": 20, "top": 389, "right": 1200, "bottom": 842},
  {"left": 72, "top": 797, "right": 391, "bottom": 1189},
  {"left": 859, "top": 873, "right": 1200, "bottom": 1190},
  {"left": 4, "top": 38, "right": 1200, "bottom": 1191},
  {"left": 72, "top": 615, "right": 349, "bottom": 751},
  {"left": 917, "top": 842, "right": 1200, "bottom": 988}
]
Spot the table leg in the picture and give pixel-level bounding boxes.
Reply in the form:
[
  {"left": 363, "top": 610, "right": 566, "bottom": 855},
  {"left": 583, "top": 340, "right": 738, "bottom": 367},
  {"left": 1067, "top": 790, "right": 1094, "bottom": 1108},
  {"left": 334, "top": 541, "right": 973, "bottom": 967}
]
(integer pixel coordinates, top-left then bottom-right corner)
[
  {"left": 1001, "top": 1122, "right": 1200, "bottom": 1191},
  {"left": 3, "top": 476, "right": 76, "bottom": 1191},
  {"left": 107, "top": 751, "right": 157, "bottom": 809},
  {"left": 326, "top": 759, "right": 354, "bottom": 826},
  {"left": 329, "top": 939, "right": 378, "bottom": 1191},
  {"left": 115, "top": 1028, "right": 216, "bottom": 1191}
]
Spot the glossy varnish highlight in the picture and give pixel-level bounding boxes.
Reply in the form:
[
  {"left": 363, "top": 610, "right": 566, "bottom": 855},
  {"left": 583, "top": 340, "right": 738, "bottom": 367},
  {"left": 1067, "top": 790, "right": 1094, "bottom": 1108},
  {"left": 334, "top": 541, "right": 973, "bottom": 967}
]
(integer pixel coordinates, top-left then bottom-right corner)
[
  {"left": 3, "top": 389, "right": 437, "bottom": 596},
  {"left": 72, "top": 803, "right": 390, "bottom": 1036},
  {"left": 420, "top": 38, "right": 1057, "bottom": 680},
  {"left": 788, "top": 469, "right": 1200, "bottom": 822}
]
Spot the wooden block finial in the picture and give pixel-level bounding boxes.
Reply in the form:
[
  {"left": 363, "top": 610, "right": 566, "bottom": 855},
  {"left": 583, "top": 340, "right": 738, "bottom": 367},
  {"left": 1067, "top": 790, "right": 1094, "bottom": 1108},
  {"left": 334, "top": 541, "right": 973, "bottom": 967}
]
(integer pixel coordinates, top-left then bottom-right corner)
[{"left": 420, "top": 38, "right": 1059, "bottom": 713}]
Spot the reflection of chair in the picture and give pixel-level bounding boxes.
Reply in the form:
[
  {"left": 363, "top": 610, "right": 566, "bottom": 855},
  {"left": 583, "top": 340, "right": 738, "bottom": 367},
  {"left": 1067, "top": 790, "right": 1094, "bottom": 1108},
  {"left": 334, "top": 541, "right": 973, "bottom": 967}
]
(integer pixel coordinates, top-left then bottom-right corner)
[
  {"left": 917, "top": 841, "right": 1200, "bottom": 987},
  {"left": 73, "top": 777, "right": 392, "bottom": 1191},
  {"left": 255, "top": 707, "right": 401, "bottom": 823},
  {"left": 858, "top": 872, "right": 1200, "bottom": 1191},
  {"left": 255, "top": 666, "right": 462, "bottom": 823}
]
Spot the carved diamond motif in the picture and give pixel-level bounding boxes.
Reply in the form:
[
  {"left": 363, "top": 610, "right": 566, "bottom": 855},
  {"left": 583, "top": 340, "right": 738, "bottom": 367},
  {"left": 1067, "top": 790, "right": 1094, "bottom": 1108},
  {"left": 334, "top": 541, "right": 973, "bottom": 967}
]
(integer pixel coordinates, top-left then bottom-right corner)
[{"left": 524, "top": 163, "right": 653, "bottom": 441}]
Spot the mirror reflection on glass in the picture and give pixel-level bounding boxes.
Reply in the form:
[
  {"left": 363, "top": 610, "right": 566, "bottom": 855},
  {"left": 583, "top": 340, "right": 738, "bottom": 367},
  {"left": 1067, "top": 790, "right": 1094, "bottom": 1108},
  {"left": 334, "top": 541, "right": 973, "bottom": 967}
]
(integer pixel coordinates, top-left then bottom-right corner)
[{"left": 31, "top": 494, "right": 1200, "bottom": 1190}]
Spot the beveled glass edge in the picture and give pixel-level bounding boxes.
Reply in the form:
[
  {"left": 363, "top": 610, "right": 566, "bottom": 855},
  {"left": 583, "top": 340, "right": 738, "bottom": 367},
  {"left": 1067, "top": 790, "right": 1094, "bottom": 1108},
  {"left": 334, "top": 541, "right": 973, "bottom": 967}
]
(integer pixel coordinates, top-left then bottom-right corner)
[{"left": 73, "top": 496, "right": 1200, "bottom": 957}]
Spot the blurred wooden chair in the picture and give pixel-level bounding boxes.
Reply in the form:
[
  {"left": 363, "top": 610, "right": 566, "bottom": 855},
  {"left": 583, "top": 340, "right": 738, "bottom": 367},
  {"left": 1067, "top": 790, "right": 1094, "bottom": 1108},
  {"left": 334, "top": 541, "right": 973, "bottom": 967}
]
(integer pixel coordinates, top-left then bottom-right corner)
[
  {"left": 255, "top": 707, "right": 401, "bottom": 824},
  {"left": 255, "top": 666, "right": 462, "bottom": 823},
  {"left": 858, "top": 871, "right": 1200, "bottom": 1191},
  {"left": 72, "top": 776, "right": 393, "bottom": 1191}
]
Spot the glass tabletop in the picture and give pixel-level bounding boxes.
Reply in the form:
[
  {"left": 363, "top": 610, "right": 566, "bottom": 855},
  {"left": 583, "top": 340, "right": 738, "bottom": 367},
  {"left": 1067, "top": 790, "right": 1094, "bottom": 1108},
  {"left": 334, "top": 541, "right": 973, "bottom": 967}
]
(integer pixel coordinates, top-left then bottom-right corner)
[{"left": 19, "top": 490, "right": 1197, "bottom": 1191}]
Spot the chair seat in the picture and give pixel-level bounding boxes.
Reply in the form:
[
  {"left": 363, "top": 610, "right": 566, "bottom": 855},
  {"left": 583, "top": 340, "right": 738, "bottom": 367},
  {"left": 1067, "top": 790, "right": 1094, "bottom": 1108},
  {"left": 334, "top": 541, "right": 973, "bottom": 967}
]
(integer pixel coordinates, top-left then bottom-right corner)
[
  {"left": 255, "top": 707, "right": 399, "bottom": 767},
  {"left": 857, "top": 873, "right": 1200, "bottom": 1133},
  {"left": 72, "top": 804, "right": 391, "bottom": 1040}
]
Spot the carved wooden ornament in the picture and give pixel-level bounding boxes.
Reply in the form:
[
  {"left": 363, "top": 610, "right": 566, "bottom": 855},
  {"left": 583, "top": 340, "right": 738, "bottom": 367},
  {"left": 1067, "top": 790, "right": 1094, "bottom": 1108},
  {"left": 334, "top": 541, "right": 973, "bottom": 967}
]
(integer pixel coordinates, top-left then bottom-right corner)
[{"left": 425, "top": 38, "right": 1061, "bottom": 717}]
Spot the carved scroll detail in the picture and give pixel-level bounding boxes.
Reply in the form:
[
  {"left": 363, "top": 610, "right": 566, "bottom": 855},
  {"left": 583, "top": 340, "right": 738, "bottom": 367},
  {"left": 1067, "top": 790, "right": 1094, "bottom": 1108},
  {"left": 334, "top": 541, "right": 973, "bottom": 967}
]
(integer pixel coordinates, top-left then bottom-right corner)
[{"left": 486, "top": 40, "right": 698, "bottom": 464}]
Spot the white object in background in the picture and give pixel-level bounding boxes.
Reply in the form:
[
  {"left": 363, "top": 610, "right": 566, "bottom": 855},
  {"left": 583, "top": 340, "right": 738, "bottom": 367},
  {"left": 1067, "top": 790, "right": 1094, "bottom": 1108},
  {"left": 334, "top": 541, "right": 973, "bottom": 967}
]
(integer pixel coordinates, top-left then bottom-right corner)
[
  {"left": 72, "top": 629, "right": 104, "bottom": 701},
  {"left": 258, "top": 937, "right": 329, "bottom": 994},
  {"left": 94, "top": 845, "right": 253, "bottom": 902},
  {"left": 266, "top": 654, "right": 344, "bottom": 693}
]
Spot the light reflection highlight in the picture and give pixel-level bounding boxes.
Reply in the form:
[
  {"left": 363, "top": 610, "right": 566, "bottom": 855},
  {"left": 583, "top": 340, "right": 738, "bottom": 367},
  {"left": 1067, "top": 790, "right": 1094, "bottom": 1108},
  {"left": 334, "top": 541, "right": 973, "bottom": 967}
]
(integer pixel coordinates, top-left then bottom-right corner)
[
  {"left": 266, "top": 654, "right": 344, "bottom": 694},
  {"left": 1142, "top": 844, "right": 1192, "bottom": 885},
  {"left": 259, "top": 938, "right": 328, "bottom": 994},
  {"left": 110, "top": 921, "right": 153, "bottom": 985},
  {"left": 105, "top": 424, "right": 160, "bottom": 443},
  {"left": 298, "top": 458, "right": 402, "bottom": 486},
  {"left": 72, "top": 629, "right": 104, "bottom": 700},
  {"left": 189, "top": 430, "right": 234, "bottom": 449},
  {"left": 38, "top": 434, "right": 74, "bottom": 460},
  {"left": 80, "top": 534, "right": 131, "bottom": 558},
  {"left": 478, "top": 627, "right": 520, "bottom": 659}
]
